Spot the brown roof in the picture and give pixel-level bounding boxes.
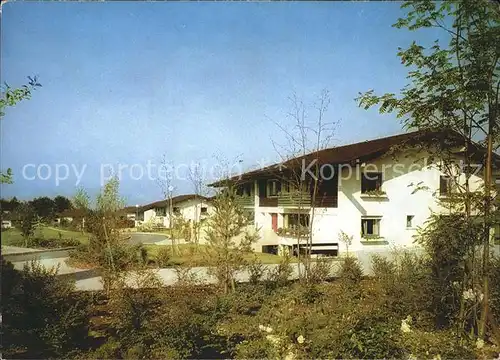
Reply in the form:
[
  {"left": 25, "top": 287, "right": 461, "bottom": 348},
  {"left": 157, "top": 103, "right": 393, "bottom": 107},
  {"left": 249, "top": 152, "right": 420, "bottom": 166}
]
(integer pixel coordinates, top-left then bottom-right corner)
[
  {"left": 140, "top": 194, "right": 210, "bottom": 212},
  {"left": 122, "top": 206, "right": 140, "bottom": 213},
  {"left": 209, "top": 129, "right": 496, "bottom": 186},
  {"left": 59, "top": 208, "right": 87, "bottom": 218}
]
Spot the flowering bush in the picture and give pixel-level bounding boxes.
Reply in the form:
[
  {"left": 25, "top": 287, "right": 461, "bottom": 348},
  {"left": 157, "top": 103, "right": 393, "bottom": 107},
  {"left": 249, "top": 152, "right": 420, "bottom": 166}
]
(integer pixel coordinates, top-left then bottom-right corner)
[
  {"left": 399, "top": 328, "right": 475, "bottom": 359},
  {"left": 275, "top": 226, "right": 309, "bottom": 237}
]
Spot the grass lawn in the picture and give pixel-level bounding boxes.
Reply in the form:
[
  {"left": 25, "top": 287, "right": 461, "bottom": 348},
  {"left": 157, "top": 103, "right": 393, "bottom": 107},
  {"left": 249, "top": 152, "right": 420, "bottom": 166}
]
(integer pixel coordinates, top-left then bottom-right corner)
[
  {"left": 1, "top": 226, "right": 90, "bottom": 248},
  {"left": 143, "top": 243, "right": 287, "bottom": 267}
]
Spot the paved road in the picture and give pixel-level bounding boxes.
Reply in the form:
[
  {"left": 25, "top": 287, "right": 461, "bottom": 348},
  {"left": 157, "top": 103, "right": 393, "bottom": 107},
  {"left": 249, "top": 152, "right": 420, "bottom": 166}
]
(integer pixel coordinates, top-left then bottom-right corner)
[{"left": 128, "top": 232, "right": 170, "bottom": 245}]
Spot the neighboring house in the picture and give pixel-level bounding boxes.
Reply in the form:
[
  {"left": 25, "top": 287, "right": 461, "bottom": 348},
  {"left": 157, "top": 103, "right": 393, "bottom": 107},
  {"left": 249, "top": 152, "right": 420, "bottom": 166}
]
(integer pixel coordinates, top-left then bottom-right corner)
[
  {"left": 55, "top": 208, "right": 87, "bottom": 224},
  {"left": 1, "top": 220, "right": 12, "bottom": 229},
  {"left": 1, "top": 211, "right": 21, "bottom": 228},
  {"left": 139, "top": 195, "right": 212, "bottom": 228},
  {"left": 210, "top": 130, "right": 499, "bottom": 257},
  {"left": 121, "top": 206, "right": 141, "bottom": 221}
]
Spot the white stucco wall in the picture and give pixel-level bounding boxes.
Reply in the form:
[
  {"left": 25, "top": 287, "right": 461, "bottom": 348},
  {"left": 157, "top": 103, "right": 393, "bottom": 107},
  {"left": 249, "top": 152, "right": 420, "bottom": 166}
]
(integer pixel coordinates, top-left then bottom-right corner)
[
  {"left": 253, "top": 150, "right": 486, "bottom": 255},
  {"left": 142, "top": 199, "right": 213, "bottom": 228}
]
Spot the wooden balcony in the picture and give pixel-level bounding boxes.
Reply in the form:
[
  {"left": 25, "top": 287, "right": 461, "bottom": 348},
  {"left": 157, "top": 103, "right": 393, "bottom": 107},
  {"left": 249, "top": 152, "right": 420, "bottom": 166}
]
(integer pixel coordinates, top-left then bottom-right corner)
[
  {"left": 259, "top": 197, "right": 278, "bottom": 207},
  {"left": 234, "top": 195, "right": 255, "bottom": 208},
  {"left": 258, "top": 192, "right": 338, "bottom": 208},
  {"left": 278, "top": 192, "right": 312, "bottom": 208}
]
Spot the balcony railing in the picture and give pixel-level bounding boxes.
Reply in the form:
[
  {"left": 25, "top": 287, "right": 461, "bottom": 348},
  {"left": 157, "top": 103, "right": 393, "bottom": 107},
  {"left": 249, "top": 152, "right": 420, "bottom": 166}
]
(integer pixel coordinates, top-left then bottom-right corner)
[
  {"left": 277, "top": 192, "right": 312, "bottom": 208},
  {"left": 257, "top": 192, "right": 338, "bottom": 208},
  {"left": 234, "top": 195, "right": 255, "bottom": 207}
]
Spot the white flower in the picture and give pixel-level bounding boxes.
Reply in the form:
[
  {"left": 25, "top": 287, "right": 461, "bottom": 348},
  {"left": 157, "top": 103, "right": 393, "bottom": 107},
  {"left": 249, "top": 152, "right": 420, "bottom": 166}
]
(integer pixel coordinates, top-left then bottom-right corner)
[
  {"left": 401, "top": 315, "right": 412, "bottom": 333},
  {"left": 266, "top": 334, "right": 281, "bottom": 346},
  {"left": 463, "top": 289, "right": 475, "bottom": 301},
  {"left": 401, "top": 322, "right": 411, "bottom": 333},
  {"left": 265, "top": 326, "right": 273, "bottom": 333},
  {"left": 297, "top": 335, "right": 305, "bottom": 344},
  {"left": 432, "top": 355, "right": 441, "bottom": 360},
  {"left": 476, "top": 338, "right": 484, "bottom": 349},
  {"left": 407, "top": 354, "right": 417, "bottom": 360},
  {"left": 478, "top": 292, "right": 484, "bottom": 302},
  {"left": 258, "top": 324, "right": 266, "bottom": 332}
]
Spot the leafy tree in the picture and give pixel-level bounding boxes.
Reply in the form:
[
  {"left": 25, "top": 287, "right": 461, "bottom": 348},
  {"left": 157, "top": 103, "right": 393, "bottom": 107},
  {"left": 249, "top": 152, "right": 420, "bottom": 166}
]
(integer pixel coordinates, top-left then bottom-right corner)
[
  {"left": 0, "top": 197, "right": 20, "bottom": 212},
  {"left": 357, "top": 0, "right": 499, "bottom": 338},
  {"left": 29, "top": 196, "right": 56, "bottom": 221},
  {"left": 17, "top": 203, "right": 38, "bottom": 247},
  {"left": 205, "top": 183, "right": 259, "bottom": 294},
  {"left": 53, "top": 195, "right": 73, "bottom": 214},
  {"left": 0, "top": 76, "right": 41, "bottom": 184},
  {"left": 72, "top": 187, "right": 91, "bottom": 233},
  {"left": 73, "top": 187, "right": 91, "bottom": 210},
  {"left": 70, "top": 178, "right": 145, "bottom": 293},
  {"left": 96, "top": 177, "right": 125, "bottom": 214}
]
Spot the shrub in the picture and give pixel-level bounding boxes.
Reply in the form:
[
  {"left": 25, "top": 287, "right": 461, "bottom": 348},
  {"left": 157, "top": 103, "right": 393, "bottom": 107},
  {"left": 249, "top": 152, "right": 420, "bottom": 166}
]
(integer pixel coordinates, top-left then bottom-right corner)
[
  {"left": 106, "top": 271, "right": 164, "bottom": 348},
  {"left": 371, "top": 251, "right": 432, "bottom": 323},
  {"left": 339, "top": 311, "right": 403, "bottom": 359},
  {"left": 90, "top": 338, "right": 121, "bottom": 359},
  {"left": 399, "top": 328, "right": 475, "bottom": 359},
  {"left": 248, "top": 256, "right": 265, "bottom": 284},
  {"left": 70, "top": 241, "right": 147, "bottom": 270},
  {"left": 156, "top": 246, "right": 172, "bottom": 267},
  {"left": 338, "top": 256, "right": 363, "bottom": 284},
  {"left": 308, "top": 257, "right": 333, "bottom": 283},
  {"left": 490, "top": 256, "right": 500, "bottom": 326},
  {"left": 416, "top": 214, "right": 483, "bottom": 328},
  {"left": 371, "top": 254, "right": 395, "bottom": 280},
  {"left": 28, "top": 236, "right": 80, "bottom": 248},
  {"left": 266, "top": 253, "right": 293, "bottom": 288},
  {"left": 235, "top": 338, "right": 276, "bottom": 359},
  {"left": 1, "top": 258, "right": 91, "bottom": 358}
]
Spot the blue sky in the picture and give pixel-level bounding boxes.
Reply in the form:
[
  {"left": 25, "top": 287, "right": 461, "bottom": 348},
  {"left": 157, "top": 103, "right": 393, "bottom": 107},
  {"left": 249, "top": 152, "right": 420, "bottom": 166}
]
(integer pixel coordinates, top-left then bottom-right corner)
[{"left": 0, "top": 2, "right": 445, "bottom": 205}]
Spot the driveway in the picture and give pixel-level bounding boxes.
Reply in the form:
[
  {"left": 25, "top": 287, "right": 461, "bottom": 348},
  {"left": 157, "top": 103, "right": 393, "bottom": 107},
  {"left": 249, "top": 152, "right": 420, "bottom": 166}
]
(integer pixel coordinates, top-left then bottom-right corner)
[{"left": 128, "top": 232, "right": 170, "bottom": 245}]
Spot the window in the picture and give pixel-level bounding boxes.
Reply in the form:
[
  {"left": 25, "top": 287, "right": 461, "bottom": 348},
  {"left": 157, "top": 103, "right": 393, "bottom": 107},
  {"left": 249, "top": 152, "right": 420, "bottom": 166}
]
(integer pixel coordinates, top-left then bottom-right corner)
[
  {"left": 284, "top": 213, "right": 310, "bottom": 229},
  {"left": 495, "top": 224, "right": 500, "bottom": 245},
  {"left": 406, "top": 215, "right": 414, "bottom": 228},
  {"left": 281, "top": 181, "right": 291, "bottom": 194},
  {"left": 267, "top": 180, "right": 281, "bottom": 197},
  {"left": 236, "top": 183, "right": 253, "bottom": 197},
  {"left": 173, "top": 207, "right": 180, "bottom": 214},
  {"left": 361, "top": 217, "right": 381, "bottom": 238},
  {"left": 440, "top": 175, "right": 452, "bottom": 196},
  {"left": 200, "top": 207, "right": 208, "bottom": 214},
  {"left": 155, "top": 207, "right": 166, "bottom": 217},
  {"left": 361, "top": 172, "right": 383, "bottom": 193}
]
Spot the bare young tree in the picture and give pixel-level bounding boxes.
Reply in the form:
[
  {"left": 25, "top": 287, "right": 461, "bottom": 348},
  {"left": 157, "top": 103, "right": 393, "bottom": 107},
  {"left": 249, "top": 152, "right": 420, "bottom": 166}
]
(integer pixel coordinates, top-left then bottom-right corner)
[
  {"left": 271, "top": 90, "right": 338, "bottom": 280},
  {"left": 187, "top": 161, "right": 210, "bottom": 251},
  {"left": 156, "top": 155, "right": 178, "bottom": 255}
]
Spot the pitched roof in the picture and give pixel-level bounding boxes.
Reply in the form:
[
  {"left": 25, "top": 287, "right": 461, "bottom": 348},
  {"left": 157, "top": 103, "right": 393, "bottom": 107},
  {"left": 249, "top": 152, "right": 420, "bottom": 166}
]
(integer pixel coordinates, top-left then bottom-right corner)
[
  {"left": 140, "top": 194, "right": 210, "bottom": 212},
  {"left": 59, "top": 208, "right": 87, "bottom": 218},
  {"left": 209, "top": 129, "right": 495, "bottom": 186},
  {"left": 122, "top": 206, "right": 140, "bottom": 213}
]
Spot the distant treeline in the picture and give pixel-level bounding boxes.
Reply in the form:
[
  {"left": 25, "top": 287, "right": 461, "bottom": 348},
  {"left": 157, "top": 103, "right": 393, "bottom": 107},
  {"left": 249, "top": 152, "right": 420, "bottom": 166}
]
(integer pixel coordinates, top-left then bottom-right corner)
[{"left": 0, "top": 196, "right": 73, "bottom": 219}]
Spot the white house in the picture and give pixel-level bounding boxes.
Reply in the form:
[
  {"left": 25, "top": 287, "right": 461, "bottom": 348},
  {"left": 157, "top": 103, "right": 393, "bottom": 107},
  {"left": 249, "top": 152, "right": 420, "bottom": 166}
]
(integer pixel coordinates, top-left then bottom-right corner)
[
  {"left": 210, "top": 130, "right": 500, "bottom": 257},
  {"left": 1, "top": 220, "right": 12, "bottom": 229},
  {"left": 140, "top": 195, "right": 212, "bottom": 228}
]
